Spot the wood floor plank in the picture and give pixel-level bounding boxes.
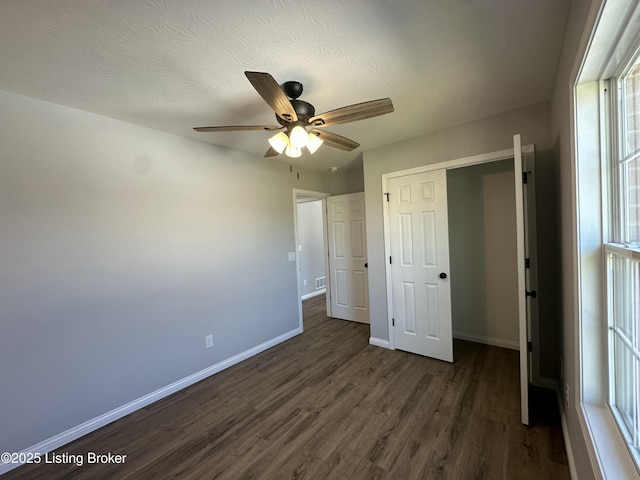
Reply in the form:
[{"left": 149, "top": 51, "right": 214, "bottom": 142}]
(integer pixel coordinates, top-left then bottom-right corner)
[
  {"left": 3, "top": 294, "right": 569, "bottom": 480},
  {"left": 307, "top": 448, "right": 361, "bottom": 480}
]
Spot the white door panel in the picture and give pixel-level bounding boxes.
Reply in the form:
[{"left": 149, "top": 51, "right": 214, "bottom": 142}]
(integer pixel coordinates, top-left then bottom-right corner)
[
  {"left": 513, "top": 134, "right": 530, "bottom": 425},
  {"left": 327, "top": 193, "right": 369, "bottom": 323},
  {"left": 388, "top": 170, "right": 453, "bottom": 362}
]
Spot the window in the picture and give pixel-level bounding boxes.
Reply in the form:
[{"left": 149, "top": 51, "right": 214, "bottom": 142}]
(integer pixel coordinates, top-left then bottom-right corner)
[
  {"left": 606, "top": 50, "right": 640, "bottom": 471},
  {"left": 606, "top": 245, "right": 640, "bottom": 466},
  {"left": 622, "top": 57, "right": 640, "bottom": 243},
  {"left": 575, "top": 2, "right": 640, "bottom": 477}
]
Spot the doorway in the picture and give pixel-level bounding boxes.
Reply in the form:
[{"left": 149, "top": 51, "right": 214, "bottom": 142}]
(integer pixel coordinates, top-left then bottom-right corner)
[
  {"left": 382, "top": 145, "right": 536, "bottom": 355},
  {"left": 294, "top": 189, "right": 371, "bottom": 330},
  {"left": 447, "top": 159, "right": 520, "bottom": 350},
  {"left": 296, "top": 198, "right": 327, "bottom": 301},
  {"left": 293, "top": 189, "right": 330, "bottom": 331},
  {"left": 382, "top": 137, "right": 536, "bottom": 424}
]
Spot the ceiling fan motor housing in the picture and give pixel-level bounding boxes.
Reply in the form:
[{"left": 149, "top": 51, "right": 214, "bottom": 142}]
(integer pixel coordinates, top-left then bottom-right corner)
[
  {"left": 276, "top": 89, "right": 316, "bottom": 125},
  {"left": 282, "top": 81, "right": 303, "bottom": 99}
]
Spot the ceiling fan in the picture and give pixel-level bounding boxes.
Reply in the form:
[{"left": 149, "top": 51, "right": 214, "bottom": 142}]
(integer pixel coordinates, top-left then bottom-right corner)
[{"left": 194, "top": 71, "right": 394, "bottom": 158}]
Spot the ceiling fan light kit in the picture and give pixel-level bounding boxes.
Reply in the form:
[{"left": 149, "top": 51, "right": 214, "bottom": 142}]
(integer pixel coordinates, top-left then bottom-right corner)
[
  {"left": 194, "top": 71, "right": 394, "bottom": 158},
  {"left": 269, "top": 127, "right": 324, "bottom": 157},
  {"left": 289, "top": 124, "right": 310, "bottom": 149},
  {"left": 306, "top": 133, "right": 324, "bottom": 154},
  {"left": 285, "top": 143, "right": 302, "bottom": 158},
  {"left": 268, "top": 131, "right": 289, "bottom": 154}
]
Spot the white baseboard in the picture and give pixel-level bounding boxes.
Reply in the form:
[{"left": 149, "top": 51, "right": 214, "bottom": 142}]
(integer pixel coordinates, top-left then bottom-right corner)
[
  {"left": 0, "top": 326, "right": 303, "bottom": 476},
  {"left": 453, "top": 330, "right": 519, "bottom": 350},
  {"left": 369, "top": 337, "right": 392, "bottom": 349},
  {"left": 557, "top": 389, "right": 578, "bottom": 480},
  {"left": 301, "top": 289, "right": 326, "bottom": 301}
]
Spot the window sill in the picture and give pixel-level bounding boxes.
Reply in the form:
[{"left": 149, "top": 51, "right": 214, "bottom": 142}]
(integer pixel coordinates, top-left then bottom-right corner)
[{"left": 582, "top": 403, "right": 639, "bottom": 479}]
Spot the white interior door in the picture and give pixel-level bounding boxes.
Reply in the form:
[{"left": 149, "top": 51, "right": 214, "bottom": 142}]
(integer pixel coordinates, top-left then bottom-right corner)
[
  {"left": 327, "top": 193, "right": 369, "bottom": 323},
  {"left": 388, "top": 169, "right": 453, "bottom": 362},
  {"left": 522, "top": 147, "right": 541, "bottom": 387},
  {"left": 513, "top": 133, "right": 530, "bottom": 425}
]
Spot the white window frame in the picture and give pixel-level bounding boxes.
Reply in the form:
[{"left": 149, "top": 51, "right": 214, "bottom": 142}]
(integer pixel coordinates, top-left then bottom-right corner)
[
  {"left": 617, "top": 52, "right": 640, "bottom": 245},
  {"left": 574, "top": 1, "right": 640, "bottom": 478},
  {"left": 604, "top": 244, "right": 640, "bottom": 469},
  {"left": 604, "top": 48, "right": 640, "bottom": 470}
]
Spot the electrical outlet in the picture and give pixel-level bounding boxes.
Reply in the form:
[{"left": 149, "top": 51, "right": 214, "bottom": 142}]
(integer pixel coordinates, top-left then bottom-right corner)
[
  {"left": 205, "top": 334, "right": 213, "bottom": 349},
  {"left": 303, "top": 279, "right": 307, "bottom": 286}
]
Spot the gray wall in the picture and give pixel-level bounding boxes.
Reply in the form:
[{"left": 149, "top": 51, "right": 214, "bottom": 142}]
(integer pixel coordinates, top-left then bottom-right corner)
[
  {"left": 296, "top": 200, "right": 326, "bottom": 298},
  {"left": 328, "top": 166, "right": 365, "bottom": 194},
  {"left": 363, "top": 101, "right": 553, "bottom": 343},
  {"left": 0, "top": 88, "right": 354, "bottom": 453},
  {"left": 447, "top": 159, "right": 519, "bottom": 349}
]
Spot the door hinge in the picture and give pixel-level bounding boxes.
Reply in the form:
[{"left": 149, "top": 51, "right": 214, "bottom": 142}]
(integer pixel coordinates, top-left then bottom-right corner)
[
  {"left": 384, "top": 192, "right": 390, "bottom": 202},
  {"left": 527, "top": 341, "right": 533, "bottom": 353},
  {"left": 389, "top": 256, "right": 392, "bottom": 264},
  {"left": 525, "top": 257, "right": 530, "bottom": 268},
  {"left": 523, "top": 171, "right": 531, "bottom": 184},
  {"left": 392, "top": 318, "right": 395, "bottom": 326},
  {"left": 526, "top": 290, "right": 537, "bottom": 299}
]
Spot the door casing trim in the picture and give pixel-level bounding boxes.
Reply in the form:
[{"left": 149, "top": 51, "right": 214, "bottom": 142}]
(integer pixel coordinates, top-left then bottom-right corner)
[{"left": 381, "top": 144, "right": 534, "bottom": 349}]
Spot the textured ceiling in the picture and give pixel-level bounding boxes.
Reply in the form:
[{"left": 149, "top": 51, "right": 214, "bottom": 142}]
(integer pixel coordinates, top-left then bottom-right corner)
[{"left": 0, "top": 0, "right": 569, "bottom": 173}]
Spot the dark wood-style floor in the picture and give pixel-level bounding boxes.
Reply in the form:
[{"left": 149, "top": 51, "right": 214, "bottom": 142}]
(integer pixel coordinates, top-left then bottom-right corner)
[{"left": 4, "top": 294, "right": 569, "bottom": 479}]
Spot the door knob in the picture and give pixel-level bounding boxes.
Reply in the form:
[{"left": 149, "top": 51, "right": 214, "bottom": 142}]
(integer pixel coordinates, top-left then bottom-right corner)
[
  {"left": 365, "top": 263, "right": 368, "bottom": 268},
  {"left": 439, "top": 272, "right": 447, "bottom": 279}
]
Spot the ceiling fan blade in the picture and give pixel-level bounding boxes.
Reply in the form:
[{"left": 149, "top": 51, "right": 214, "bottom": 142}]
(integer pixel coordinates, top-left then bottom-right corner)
[
  {"left": 310, "top": 129, "right": 360, "bottom": 152},
  {"left": 245, "top": 71, "right": 298, "bottom": 123},
  {"left": 309, "top": 98, "right": 394, "bottom": 127},
  {"left": 193, "top": 125, "right": 283, "bottom": 132},
  {"left": 264, "top": 146, "right": 280, "bottom": 157}
]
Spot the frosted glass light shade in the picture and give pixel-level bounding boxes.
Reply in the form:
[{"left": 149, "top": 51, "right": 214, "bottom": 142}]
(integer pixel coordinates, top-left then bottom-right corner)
[
  {"left": 285, "top": 144, "right": 302, "bottom": 158},
  {"left": 306, "top": 134, "right": 323, "bottom": 154},
  {"left": 268, "top": 131, "right": 289, "bottom": 153},
  {"left": 289, "top": 125, "right": 309, "bottom": 148}
]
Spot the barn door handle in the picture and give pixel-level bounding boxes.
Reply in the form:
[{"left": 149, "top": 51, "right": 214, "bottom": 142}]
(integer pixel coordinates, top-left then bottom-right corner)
[{"left": 439, "top": 272, "right": 447, "bottom": 279}]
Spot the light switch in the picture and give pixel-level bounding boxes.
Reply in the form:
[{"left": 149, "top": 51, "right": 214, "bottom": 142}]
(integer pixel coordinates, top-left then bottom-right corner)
[{"left": 298, "top": 244, "right": 303, "bottom": 252}]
